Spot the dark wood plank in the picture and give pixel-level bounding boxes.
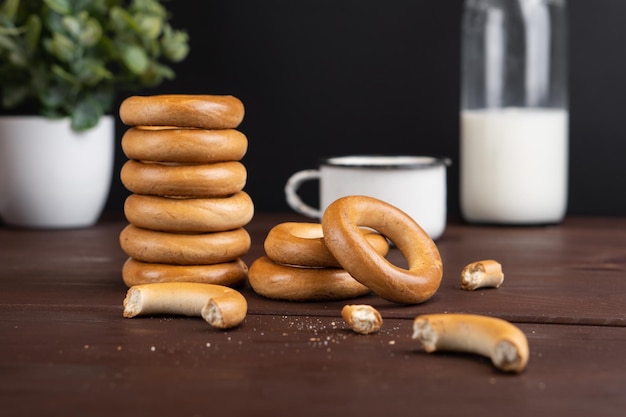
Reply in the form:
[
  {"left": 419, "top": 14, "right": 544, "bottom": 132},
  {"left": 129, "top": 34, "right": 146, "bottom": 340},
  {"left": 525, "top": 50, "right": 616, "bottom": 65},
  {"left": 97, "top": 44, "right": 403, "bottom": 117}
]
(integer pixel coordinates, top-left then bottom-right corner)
[
  {"left": 1, "top": 214, "right": 626, "bottom": 416},
  {"left": 1, "top": 215, "right": 625, "bottom": 325},
  {"left": 1, "top": 310, "right": 625, "bottom": 417}
]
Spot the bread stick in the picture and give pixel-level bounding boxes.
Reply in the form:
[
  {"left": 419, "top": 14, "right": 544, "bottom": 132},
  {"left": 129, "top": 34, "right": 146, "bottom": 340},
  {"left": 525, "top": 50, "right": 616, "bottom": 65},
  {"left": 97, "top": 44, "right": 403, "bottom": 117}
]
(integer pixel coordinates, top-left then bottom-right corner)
[
  {"left": 412, "top": 313, "right": 529, "bottom": 373},
  {"left": 460, "top": 260, "right": 504, "bottom": 290},
  {"left": 123, "top": 282, "right": 247, "bottom": 329}
]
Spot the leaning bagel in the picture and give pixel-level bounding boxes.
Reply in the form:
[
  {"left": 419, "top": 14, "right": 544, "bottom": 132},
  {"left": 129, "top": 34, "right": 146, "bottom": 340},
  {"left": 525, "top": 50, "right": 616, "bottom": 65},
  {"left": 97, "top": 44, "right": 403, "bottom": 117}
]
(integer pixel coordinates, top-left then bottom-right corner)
[
  {"left": 264, "top": 222, "right": 389, "bottom": 268},
  {"left": 122, "top": 257, "right": 248, "bottom": 288},
  {"left": 119, "top": 95, "right": 245, "bottom": 129},
  {"left": 120, "top": 160, "right": 247, "bottom": 198},
  {"left": 119, "top": 225, "right": 251, "bottom": 265},
  {"left": 248, "top": 256, "right": 371, "bottom": 301},
  {"left": 122, "top": 127, "right": 248, "bottom": 163},
  {"left": 124, "top": 192, "right": 254, "bottom": 233},
  {"left": 322, "top": 195, "right": 443, "bottom": 304}
]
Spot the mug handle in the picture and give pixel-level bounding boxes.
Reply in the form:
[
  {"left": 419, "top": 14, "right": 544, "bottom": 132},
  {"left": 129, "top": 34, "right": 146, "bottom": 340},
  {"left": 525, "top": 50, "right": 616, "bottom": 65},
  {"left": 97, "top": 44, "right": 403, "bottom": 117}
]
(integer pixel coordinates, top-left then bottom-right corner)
[{"left": 284, "top": 169, "right": 321, "bottom": 218}]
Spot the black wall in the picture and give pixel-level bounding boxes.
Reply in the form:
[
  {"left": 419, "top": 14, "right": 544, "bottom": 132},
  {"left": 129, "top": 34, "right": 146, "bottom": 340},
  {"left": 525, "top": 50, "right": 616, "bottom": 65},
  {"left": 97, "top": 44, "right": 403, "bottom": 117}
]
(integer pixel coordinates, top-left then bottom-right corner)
[{"left": 107, "top": 0, "right": 626, "bottom": 217}]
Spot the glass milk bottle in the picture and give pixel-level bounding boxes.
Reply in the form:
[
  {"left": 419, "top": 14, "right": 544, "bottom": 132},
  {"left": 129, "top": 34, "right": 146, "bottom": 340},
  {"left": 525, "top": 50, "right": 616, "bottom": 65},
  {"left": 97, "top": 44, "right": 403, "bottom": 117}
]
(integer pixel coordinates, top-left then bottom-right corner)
[{"left": 460, "top": 0, "right": 568, "bottom": 224}]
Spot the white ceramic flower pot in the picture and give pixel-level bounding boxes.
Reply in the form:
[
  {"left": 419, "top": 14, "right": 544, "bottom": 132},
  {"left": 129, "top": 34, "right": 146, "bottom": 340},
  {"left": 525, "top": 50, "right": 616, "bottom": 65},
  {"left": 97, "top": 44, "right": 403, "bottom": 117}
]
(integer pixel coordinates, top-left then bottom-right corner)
[{"left": 0, "top": 115, "right": 114, "bottom": 228}]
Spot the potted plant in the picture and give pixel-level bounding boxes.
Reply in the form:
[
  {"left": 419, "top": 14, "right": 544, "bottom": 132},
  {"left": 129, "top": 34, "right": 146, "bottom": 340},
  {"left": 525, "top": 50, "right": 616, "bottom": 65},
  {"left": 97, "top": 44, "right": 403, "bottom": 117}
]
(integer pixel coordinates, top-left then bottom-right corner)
[{"left": 0, "top": 0, "right": 189, "bottom": 228}]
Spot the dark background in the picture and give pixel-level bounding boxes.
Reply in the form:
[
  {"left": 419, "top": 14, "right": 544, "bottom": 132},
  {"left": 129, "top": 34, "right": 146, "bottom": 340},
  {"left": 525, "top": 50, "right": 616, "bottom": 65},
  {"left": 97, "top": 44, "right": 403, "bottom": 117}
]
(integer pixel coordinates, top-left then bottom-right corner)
[{"left": 107, "top": 0, "right": 626, "bottom": 217}]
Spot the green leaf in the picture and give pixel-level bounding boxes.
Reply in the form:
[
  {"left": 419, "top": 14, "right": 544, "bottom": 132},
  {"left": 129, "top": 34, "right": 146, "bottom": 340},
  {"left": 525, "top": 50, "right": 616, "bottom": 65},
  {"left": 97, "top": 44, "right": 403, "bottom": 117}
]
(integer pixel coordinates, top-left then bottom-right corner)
[
  {"left": 43, "top": 0, "right": 72, "bottom": 15},
  {"left": 24, "top": 15, "right": 42, "bottom": 54},
  {"left": 61, "top": 15, "right": 80, "bottom": 39},
  {"left": 91, "top": 88, "right": 114, "bottom": 114},
  {"left": 39, "top": 84, "right": 69, "bottom": 109},
  {"left": 8, "top": 48, "right": 27, "bottom": 66},
  {"left": 50, "top": 63, "right": 76, "bottom": 83},
  {"left": 44, "top": 8, "right": 65, "bottom": 34},
  {"left": 79, "top": 17, "right": 102, "bottom": 47},
  {"left": 109, "top": 7, "right": 137, "bottom": 33},
  {"left": 1, "top": 0, "right": 20, "bottom": 20},
  {"left": 0, "top": 33, "right": 18, "bottom": 51},
  {"left": 121, "top": 43, "right": 149, "bottom": 74},
  {"left": 136, "top": 15, "right": 162, "bottom": 40},
  {"left": 61, "top": 12, "right": 101, "bottom": 47},
  {"left": 44, "top": 32, "right": 75, "bottom": 62},
  {"left": 76, "top": 0, "right": 104, "bottom": 13},
  {"left": 133, "top": 0, "right": 166, "bottom": 18},
  {"left": 76, "top": 57, "right": 112, "bottom": 85},
  {"left": 161, "top": 27, "right": 189, "bottom": 62},
  {"left": 137, "top": 61, "right": 175, "bottom": 86},
  {"left": 0, "top": 20, "right": 22, "bottom": 36},
  {"left": 71, "top": 95, "right": 103, "bottom": 131}
]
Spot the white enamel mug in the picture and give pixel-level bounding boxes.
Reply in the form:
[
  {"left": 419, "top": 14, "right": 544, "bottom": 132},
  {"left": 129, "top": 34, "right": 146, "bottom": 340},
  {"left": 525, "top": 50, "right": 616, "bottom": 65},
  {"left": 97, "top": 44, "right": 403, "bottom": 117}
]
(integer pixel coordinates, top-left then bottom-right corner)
[{"left": 285, "top": 155, "right": 450, "bottom": 240}]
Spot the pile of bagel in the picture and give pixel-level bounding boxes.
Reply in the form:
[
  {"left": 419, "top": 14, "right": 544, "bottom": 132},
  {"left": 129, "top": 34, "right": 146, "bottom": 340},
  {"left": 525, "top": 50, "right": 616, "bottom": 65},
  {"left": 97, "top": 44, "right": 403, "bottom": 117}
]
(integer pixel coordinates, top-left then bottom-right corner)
[
  {"left": 249, "top": 195, "right": 444, "bottom": 304},
  {"left": 248, "top": 221, "right": 388, "bottom": 301},
  {"left": 118, "top": 95, "right": 253, "bottom": 289}
]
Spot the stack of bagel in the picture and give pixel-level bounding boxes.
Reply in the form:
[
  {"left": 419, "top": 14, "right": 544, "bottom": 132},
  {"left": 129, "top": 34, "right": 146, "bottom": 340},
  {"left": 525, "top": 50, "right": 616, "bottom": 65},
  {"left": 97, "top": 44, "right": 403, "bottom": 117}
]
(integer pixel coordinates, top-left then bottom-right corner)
[
  {"left": 118, "top": 95, "right": 253, "bottom": 288},
  {"left": 248, "top": 222, "right": 389, "bottom": 301},
  {"left": 249, "top": 196, "right": 444, "bottom": 305}
]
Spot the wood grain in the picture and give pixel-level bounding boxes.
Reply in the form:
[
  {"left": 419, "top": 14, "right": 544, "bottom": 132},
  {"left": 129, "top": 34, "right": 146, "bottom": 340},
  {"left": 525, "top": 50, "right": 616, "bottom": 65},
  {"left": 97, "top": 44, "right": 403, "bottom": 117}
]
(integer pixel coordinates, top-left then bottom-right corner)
[{"left": 1, "top": 214, "right": 625, "bottom": 416}]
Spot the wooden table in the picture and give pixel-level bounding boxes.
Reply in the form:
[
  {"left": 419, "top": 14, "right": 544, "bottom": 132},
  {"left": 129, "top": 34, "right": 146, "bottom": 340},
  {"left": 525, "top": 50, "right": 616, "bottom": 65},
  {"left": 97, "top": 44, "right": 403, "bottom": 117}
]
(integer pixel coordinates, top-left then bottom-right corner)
[{"left": 1, "top": 213, "right": 625, "bottom": 416}]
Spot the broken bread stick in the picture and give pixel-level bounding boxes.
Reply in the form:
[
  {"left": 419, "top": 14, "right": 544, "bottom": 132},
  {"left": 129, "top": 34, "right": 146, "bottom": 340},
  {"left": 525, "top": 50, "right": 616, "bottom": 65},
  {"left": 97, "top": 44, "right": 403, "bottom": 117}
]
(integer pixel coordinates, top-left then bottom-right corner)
[
  {"left": 412, "top": 313, "right": 529, "bottom": 373},
  {"left": 460, "top": 259, "right": 504, "bottom": 290},
  {"left": 123, "top": 282, "right": 247, "bottom": 329},
  {"left": 341, "top": 304, "right": 383, "bottom": 334}
]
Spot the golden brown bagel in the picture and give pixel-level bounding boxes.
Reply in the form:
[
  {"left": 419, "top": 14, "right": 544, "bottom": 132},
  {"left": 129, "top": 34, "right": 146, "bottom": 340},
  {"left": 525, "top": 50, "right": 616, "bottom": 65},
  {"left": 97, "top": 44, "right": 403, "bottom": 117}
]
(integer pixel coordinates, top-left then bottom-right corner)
[
  {"left": 119, "top": 225, "right": 251, "bottom": 265},
  {"left": 322, "top": 195, "right": 443, "bottom": 304},
  {"left": 124, "top": 191, "right": 254, "bottom": 233},
  {"left": 248, "top": 256, "right": 371, "bottom": 301},
  {"left": 121, "top": 257, "right": 248, "bottom": 288},
  {"left": 263, "top": 222, "right": 389, "bottom": 268},
  {"left": 120, "top": 160, "right": 247, "bottom": 198},
  {"left": 121, "top": 127, "right": 248, "bottom": 163},
  {"left": 119, "top": 95, "right": 245, "bottom": 129}
]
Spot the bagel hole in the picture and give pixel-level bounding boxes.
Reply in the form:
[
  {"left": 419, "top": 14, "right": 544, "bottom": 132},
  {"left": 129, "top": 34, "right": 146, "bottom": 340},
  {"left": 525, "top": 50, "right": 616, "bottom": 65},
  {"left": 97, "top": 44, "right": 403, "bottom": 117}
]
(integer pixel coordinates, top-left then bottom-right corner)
[
  {"left": 383, "top": 242, "right": 409, "bottom": 269},
  {"left": 292, "top": 225, "right": 324, "bottom": 239}
]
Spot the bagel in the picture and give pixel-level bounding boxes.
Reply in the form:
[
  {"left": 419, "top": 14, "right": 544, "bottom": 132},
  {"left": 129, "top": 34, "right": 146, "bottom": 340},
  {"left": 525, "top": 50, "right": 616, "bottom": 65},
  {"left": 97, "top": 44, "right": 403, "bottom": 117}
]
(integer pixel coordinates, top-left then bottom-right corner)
[
  {"left": 122, "top": 257, "right": 248, "bottom": 288},
  {"left": 121, "top": 127, "right": 248, "bottom": 163},
  {"left": 248, "top": 256, "right": 371, "bottom": 301},
  {"left": 322, "top": 195, "right": 443, "bottom": 304},
  {"left": 263, "top": 222, "right": 389, "bottom": 268},
  {"left": 119, "top": 225, "right": 251, "bottom": 265},
  {"left": 120, "top": 160, "right": 247, "bottom": 198},
  {"left": 119, "top": 95, "right": 245, "bottom": 129},
  {"left": 124, "top": 192, "right": 254, "bottom": 233}
]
